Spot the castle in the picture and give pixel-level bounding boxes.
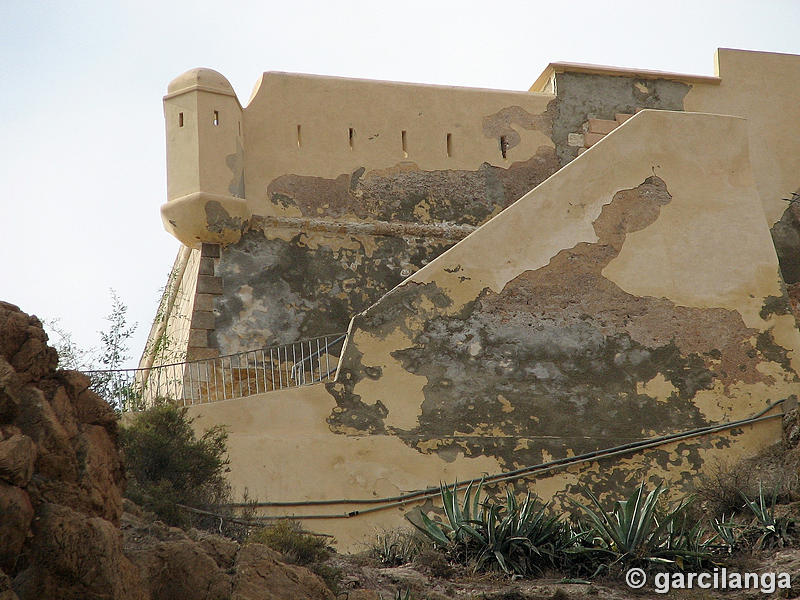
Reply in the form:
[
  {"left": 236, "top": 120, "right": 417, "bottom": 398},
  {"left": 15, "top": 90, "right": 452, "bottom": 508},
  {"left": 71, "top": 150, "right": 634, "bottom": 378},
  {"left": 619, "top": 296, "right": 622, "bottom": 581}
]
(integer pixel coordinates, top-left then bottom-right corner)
[{"left": 140, "top": 49, "right": 800, "bottom": 548}]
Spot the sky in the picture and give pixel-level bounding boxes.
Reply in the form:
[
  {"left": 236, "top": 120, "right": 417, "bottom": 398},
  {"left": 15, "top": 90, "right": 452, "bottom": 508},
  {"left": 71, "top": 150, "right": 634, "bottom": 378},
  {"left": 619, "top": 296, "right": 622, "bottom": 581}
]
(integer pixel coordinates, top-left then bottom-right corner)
[{"left": 1, "top": 0, "right": 799, "bottom": 369}]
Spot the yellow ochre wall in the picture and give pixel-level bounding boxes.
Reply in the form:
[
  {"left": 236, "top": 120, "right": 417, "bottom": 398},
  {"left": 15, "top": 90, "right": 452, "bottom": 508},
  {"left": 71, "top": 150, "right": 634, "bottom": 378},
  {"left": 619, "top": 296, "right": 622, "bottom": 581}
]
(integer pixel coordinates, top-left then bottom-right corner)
[
  {"left": 186, "top": 109, "right": 799, "bottom": 551},
  {"left": 243, "top": 73, "right": 555, "bottom": 217},
  {"left": 146, "top": 49, "right": 800, "bottom": 552},
  {"left": 684, "top": 49, "right": 800, "bottom": 227}
]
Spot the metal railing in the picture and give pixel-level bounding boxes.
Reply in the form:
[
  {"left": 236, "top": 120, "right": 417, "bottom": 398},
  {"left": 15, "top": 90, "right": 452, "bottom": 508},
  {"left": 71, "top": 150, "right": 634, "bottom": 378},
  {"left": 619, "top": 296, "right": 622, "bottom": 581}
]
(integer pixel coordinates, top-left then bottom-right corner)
[{"left": 84, "top": 333, "right": 347, "bottom": 412}]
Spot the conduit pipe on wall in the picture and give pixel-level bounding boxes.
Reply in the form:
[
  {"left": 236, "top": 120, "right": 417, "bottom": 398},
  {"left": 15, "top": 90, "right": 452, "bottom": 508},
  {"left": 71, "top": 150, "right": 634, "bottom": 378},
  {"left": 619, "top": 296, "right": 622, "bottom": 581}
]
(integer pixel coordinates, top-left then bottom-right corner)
[{"left": 230, "top": 399, "right": 787, "bottom": 519}]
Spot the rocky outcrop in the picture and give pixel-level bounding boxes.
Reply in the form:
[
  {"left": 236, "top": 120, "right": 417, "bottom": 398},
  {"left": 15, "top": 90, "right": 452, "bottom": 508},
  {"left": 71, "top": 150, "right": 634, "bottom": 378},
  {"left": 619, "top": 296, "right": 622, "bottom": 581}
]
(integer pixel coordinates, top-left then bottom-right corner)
[
  {"left": 0, "top": 301, "right": 333, "bottom": 600},
  {"left": 0, "top": 300, "right": 143, "bottom": 600},
  {"left": 122, "top": 506, "right": 334, "bottom": 600}
]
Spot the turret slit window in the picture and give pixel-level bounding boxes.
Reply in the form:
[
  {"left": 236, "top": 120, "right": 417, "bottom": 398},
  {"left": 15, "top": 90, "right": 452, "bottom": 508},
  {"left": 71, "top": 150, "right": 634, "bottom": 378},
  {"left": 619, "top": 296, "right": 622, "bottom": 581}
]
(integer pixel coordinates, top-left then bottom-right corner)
[
  {"left": 401, "top": 130, "right": 408, "bottom": 158},
  {"left": 349, "top": 127, "right": 355, "bottom": 150},
  {"left": 213, "top": 111, "right": 219, "bottom": 126},
  {"left": 297, "top": 124, "right": 302, "bottom": 148},
  {"left": 178, "top": 112, "right": 184, "bottom": 127},
  {"left": 446, "top": 133, "right": 452, "bottom": 157}
]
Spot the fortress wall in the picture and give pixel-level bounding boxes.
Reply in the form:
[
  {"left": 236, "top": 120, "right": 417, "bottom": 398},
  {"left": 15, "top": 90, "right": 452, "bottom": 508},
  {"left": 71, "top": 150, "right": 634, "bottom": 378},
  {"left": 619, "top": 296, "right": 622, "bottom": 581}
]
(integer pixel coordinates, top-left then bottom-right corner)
[
  {"left": 187, "top": 110, "right": 799, "bottom": 551},
  {"left": 209, "top": 141, "right": 561, "bottom": 352},
  {"left": 331, "top": 110, "right": 800, "bottom": 471},
  {"left": 683, "top": 49, "right": 800, "bottom": 306},
  {"left": 188, "top": 385, "right": 781, "bottom": 551},
  {"left": 208, "top": 76, "right": 562, "bottom": 352},
  {"left": 156, "top": 51, "right": 800, "bottom": 358},
  {"left": 139, "top": 246, "right": 200, "bottom": 369},
  {"left": 242, "top": 73, "right": 556, "bottom": 218},
  {"left": 531, "top": 50, "right": 800, "bottom": 306},
  {"left": 684, "top": 49, "right": 800, "bottom": 227}
]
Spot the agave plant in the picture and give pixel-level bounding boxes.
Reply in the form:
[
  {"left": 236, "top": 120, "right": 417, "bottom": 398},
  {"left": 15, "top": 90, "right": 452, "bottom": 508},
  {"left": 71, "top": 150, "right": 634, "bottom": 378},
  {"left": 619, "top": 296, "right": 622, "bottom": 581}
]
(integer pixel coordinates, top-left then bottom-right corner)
[
  {"left": 371, "top": 529, "right": 425, "bottom": 566},
  {"left": 412, "top": 479, "right": 484, "bottom": 548},
  {"left": 710, "top": 514, "right": 740, "bottom": 553},
  {"left": 409, "top": 479, "right": 571, "bottom": 576},
  {"left": 568, "top": 481, "right": 711, "bottom": 573},
  {"left": 739, "top": 482, "right": 795, "bottom": 549},
  {"left": 471, "top": 487, "right": 568, "bottom": 575}
]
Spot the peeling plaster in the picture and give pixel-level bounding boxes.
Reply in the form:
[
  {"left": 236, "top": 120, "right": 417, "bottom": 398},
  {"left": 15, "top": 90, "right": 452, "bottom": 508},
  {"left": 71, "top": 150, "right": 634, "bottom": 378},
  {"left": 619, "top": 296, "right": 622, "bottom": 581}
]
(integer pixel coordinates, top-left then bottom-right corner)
[
  {"left": 550, "top": 73, "right": 689, "bottom": 165},
  {"left": 328, "top": 177, "right": 798, "bottom": 472}
]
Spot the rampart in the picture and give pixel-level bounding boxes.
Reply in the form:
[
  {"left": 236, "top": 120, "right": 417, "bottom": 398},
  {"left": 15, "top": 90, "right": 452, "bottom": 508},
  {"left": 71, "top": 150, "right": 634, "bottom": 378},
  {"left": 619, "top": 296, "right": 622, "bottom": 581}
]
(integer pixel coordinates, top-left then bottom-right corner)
[{"left": 141, "top": 49, "right": 800, "bottom": 551}]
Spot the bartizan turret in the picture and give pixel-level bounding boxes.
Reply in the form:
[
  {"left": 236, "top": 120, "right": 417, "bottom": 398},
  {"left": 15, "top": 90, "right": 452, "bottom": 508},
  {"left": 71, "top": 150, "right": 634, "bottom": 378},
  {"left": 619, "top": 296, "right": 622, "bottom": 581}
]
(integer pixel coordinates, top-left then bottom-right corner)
[{"left": 160, "top": 68, "right": 250, "bottom": 247}]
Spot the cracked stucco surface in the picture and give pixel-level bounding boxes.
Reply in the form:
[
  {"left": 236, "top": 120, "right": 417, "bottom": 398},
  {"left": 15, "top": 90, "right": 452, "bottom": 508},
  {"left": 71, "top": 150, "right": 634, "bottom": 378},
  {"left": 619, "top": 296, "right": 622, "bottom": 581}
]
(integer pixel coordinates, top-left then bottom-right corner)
[
  {"left": 211, "top": 148, "right": 560, "bottom": 352},
  {"left": 325, "top": 110, "right": 799, "bottom": 514},
  {"left": 185, "top": 108, "right": 800, "bottom": 553}
]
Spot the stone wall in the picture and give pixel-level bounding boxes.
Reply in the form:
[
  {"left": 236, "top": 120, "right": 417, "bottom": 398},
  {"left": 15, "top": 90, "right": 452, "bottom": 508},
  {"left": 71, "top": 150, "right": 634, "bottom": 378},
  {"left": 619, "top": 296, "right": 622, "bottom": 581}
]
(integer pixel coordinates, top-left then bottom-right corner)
[
  {"left": 186, "top": 111, "right": 800, "bottom": 551},
  {"left": 211, "top": 149, "right": 560, "bottom": 352},
  {"left": 150, "top": 50, "right": 800, "bottom": 360}
]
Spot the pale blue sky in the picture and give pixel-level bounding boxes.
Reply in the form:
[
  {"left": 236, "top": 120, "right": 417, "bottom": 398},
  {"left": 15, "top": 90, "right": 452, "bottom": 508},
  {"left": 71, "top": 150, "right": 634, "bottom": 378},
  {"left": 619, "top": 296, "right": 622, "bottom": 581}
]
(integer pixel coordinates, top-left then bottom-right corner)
[{"left": 2, "top": 0, "right": 799, "bottom": 367}]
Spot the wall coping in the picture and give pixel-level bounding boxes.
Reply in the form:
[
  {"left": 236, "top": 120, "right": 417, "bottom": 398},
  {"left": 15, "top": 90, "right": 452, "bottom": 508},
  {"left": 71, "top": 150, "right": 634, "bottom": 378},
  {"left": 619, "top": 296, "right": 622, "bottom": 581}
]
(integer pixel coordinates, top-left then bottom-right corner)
[{"left": 530, "top": 61, "right": 722, "bottom": 92}]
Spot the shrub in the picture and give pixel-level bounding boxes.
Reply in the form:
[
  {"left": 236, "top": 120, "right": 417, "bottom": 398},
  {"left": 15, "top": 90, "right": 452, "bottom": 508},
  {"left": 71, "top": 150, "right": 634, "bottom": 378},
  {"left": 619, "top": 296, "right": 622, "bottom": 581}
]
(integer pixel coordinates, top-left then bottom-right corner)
[
  {"left": 248, "top": 520, "right": 331, "bottom": 565},
  {"left": 249, "top": 520, "right": 341, "bottom": 591},
  {"left": 370, "top": 528, "right": 427, "bottom": 566},
  {"left": 120, "top": 400, "right": 230, "bottom": 527},
  {"left": 692, "top": 448, "right": 799, "bottom": 518}
]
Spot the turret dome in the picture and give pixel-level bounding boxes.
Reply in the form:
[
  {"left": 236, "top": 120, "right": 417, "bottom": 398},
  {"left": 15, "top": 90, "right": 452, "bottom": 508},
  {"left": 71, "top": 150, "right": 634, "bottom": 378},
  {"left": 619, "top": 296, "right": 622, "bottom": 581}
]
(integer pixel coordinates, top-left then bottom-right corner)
[{"left": 166, "top": 68, "right": 236, "bottom": 97}]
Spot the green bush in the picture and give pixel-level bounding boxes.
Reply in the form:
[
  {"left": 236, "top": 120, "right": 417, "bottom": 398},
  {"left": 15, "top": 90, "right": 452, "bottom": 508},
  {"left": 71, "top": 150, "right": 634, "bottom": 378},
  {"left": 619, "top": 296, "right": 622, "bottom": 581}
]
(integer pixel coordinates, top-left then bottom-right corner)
[
  {"left": 120, "top": 400, "right": 230, "bottom": 527},
  {"left": 248, "top": 520, "right": 331, "bottom": 565}
]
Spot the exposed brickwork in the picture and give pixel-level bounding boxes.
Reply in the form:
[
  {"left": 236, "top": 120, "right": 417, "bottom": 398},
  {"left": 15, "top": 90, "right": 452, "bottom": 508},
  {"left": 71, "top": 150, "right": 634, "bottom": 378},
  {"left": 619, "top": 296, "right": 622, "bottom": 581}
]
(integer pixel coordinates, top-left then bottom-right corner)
[
  {"left": 584, "top": 132, "right": 605, "bottom": 148},
  {"left": 198, "top": 257, "right": 215, "bottom": 276},
  {"left": 196, "top": 275, "right": 223, "bottom": 295},
  {"left": 587, "top": 118, "right": 619, "bottom": 134},
  {"left": 200, "top": 242, "right": 220, "bottom": 258},
  {"left": 187, "top": 244, "right": 221, "bottom": 362},
  {"left": 572, "top": 112, "right": 635, "bottom": 153},
  {"left": 190, "top": 310, "right": 215, "bottom": 330},
  {"left": 193, "top": 294, "right": 216, "bottom": 312},
  {"left": 187, "top": 329, "right": 208, "bottom": 348}
]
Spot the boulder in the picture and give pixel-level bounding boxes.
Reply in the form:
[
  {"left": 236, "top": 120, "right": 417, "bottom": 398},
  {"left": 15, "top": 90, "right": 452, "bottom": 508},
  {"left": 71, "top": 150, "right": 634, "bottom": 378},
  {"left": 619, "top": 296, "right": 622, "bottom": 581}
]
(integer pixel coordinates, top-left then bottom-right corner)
[
  {"left": 0, "top": 433, "right": 35, "bottom": 487},
  {"left": 231, "top": 544, "right": 335, "bottom": 600},
  {"left": 0, "top": 482, "right": 33, "bottom": 573}
]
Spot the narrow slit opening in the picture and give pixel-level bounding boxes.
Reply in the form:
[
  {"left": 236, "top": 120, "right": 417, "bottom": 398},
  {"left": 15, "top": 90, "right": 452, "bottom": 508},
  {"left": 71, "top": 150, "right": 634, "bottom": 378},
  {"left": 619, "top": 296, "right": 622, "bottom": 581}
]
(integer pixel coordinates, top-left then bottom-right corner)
[
  {"left": 178, "top": 112, "right": 184, "bottom": 127},
  {"left": 401, "top": 130, "right": 408, "bottom": 158},
  {"left": 446, "top": 133, "right": 452, "bottom": 157},
  {"left": 296, "top": 124, "right": 302, "bottom": 148},
  {"left": 348, "top": 127, "right": 355, "bottom": 149},
  {"left": 500, "top": 135, "right": 508, "bottom": 159},
  {"left": 213, "top": 111, "right": 219, "bottom": 126},
  {"left": 238, "top": 121, "right": 241, "bottom": 136}
]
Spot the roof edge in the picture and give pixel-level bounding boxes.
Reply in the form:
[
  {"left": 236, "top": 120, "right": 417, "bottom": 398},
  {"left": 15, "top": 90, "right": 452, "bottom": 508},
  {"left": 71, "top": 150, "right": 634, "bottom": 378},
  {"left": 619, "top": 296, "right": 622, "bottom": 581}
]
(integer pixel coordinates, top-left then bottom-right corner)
[{"left": 530, "top": 61, "right": 722, "bottom": 92}]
